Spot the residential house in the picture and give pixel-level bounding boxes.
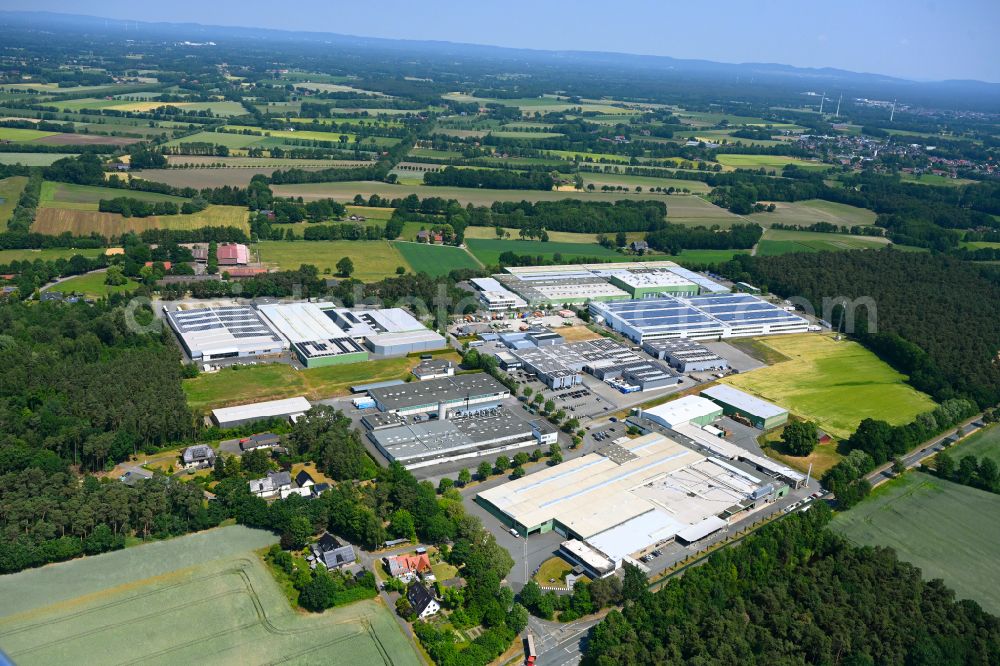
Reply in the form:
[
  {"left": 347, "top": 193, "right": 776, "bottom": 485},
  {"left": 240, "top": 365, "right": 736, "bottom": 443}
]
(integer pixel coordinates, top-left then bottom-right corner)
[
  {"left": 384, "top": 552, "right": 432, "bottom": 582},
  {"left": 628, "top": 240, "right": 649, "bottom": 253},
  {"left": 295, "top": 470, "right": 315, "bottom": 489},
  {"left": 240, "top": 432, "right": 281, "bottom": 451},
  {"left": 249, "top": 470, "right": 292, "bottom": 498},
  {"left": 144, "top": 261, "right": 172, "bottom": 270},
  {"left": 182, "top": 445, "right": 215, "bottom": 469},
  {"left": 311, "top": 482, "right": 331, "bottom": 497},
  {"left": 416, "top": 230, "right": 430, "bottom": 243},
  {"left": 310, "top": 533, "right": 357, "bottom": 571},
  {"left": 406, "top": 583, "right": 440, "bottom": 619}
]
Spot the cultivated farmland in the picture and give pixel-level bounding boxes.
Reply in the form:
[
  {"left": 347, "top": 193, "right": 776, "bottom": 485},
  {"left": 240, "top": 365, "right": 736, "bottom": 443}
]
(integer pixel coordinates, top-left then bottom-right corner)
[
  {"left": 748, "top": 199, "right": 877, "bottom": 228},
  {"left": 714, "top": 153, "right": 829, "bottom": 172},
  {"left": 0, "top": 525, "right": 420, "bottom": 666},
  {"left": 0, "top": 152, "right": 77, "bottom": 166},
  {"left": 392, "top": 241, "right": 481, "bottom": 275},
  {"left": 0, "top": 247, "right": 105, "bottom": 264},
  {"left": 465, "top": 238, "right": 623, "bottom": 265},
  {"left": 949, "top": 424, "right": 1000, "bottom": 466},
  {"left": 755, "top": 229, "right": 892, "bottom": 256},
  {"left": 832, "top": 472, "right": 1000, "bottom": 615},
  {"left": 721, "top": 334, "right": 937, "bottom": 441},
  {"left": 33, "top": 205, "right": 250, "bottom": 237},
  {"left": 0, "top": 176, "right": 28, "bottom": 229}
]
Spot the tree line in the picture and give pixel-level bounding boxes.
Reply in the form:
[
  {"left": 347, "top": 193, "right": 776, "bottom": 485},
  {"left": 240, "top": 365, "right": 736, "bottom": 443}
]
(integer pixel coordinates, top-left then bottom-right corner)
[
  {"left": 582, "top": 505, "right": 1000, "bottom": 665},
  {"left": 424, "top": 166, "right": 555, "bottom": 190}
]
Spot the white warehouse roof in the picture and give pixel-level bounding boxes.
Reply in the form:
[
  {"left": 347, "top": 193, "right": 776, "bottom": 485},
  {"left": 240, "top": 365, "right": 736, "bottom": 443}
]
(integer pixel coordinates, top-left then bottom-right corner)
[
  {"left": 701, "top": 385, "right": 787, "bottom": 419},
  {"left": 642, "top": 395, "right": 722, "bottom": 429},
  {"left": 211, "top": 396, "right": 311, "bottom": 425},
  {"left": 257, "top": 302, "right": 349, "bottom": 343}
]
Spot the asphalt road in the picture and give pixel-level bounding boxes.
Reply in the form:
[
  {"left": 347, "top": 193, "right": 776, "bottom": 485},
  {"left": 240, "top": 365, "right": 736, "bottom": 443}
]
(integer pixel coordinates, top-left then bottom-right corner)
[
  {"left": 529, "top": 615, "right": 602, "bottom": 666},
  {"left": 865, "top": 415, "right": 985, "bottom": 487}
]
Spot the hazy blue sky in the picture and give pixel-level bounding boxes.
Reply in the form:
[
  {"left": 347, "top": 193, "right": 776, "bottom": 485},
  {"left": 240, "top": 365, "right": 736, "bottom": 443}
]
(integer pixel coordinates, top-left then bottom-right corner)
[{"left": 7, "top": 1, "right": 999, "bottom": 82}]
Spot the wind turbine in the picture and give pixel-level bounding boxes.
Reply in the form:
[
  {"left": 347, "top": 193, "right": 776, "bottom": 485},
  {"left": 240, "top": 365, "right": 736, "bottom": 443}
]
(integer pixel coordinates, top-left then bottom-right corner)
[
  {"left": 890, "top": 99, "right": 897, "bottom": 122},
  {"left": 835, "top": 94, "right": 842, "bottom": 118},
  {"left": 818, "top": 92, "right": 826, "bottom": 114}
]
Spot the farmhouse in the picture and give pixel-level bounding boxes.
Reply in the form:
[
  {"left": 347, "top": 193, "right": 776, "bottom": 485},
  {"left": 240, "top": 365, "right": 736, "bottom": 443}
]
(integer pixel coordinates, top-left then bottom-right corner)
[
  {"left": 384, "top": 552, "right": 432, "bottom": 581},
  {"left": 217, "top": 243, "right": 250, "bottom": 265}
]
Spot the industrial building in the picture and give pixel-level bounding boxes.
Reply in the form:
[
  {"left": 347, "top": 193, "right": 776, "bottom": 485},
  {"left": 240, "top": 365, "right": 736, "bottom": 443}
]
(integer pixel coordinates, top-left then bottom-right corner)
[
  {"left": 258, "top": 302, "right": 368, "bottom": 368},
  {"left": 590, "top": 293, "right": 809, "bottom": 343},
  {"left": 165, "top": 305, "right": 287, "bottom": 361},
  {"left": 701, "top": 385, "right": 788, "bottom": 429},
  {"left": 211, "top": 396, "right": 311, "bottom": 429},
  {"left": 494, "top": 261, "right": 729, "bottom": 307},
  {"left": 642, "top": 338, "right": 730, "bottom": 373},
  {"left": 509, "top": 337, "right": 680, "bottom": 392},
  {"left": 470, "top": 277, "right": 527, "bottom": 311},
  {"left": 640, "top": 396, "right": 723, "bottom": 429},
  {"left": 324, "top": 307, "right": 447, "bottom": 356},
  {"left": 476, "top": 433, "right": 786, "bottom": 577},
  {"left": 367, "top": 373, "right": 510, "bottom": 417},
  {"left": 412, "top": 358, "right": 456, "bottom": 380},
  {"left": 367, "top": 407, "right": 557, "bottom": 469}
]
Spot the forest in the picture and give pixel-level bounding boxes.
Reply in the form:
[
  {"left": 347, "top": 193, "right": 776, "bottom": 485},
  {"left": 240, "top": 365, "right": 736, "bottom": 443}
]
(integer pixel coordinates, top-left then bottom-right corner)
[
  {"left": 582, "top": 505, "right": 1000, "bottom": 665},
  {"left": 720, "top": 250, "right": 1000, "bottom": 407}
]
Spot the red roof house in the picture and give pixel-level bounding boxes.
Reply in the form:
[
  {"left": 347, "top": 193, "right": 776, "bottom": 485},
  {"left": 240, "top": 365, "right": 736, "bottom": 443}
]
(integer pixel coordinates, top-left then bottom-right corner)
[{"left": 217, "top": 243, "right": 250, "bottom": 266}]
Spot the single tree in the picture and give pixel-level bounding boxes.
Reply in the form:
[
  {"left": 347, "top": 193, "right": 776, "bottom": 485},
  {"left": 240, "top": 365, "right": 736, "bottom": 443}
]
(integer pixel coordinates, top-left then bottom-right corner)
[{"left": 336, "top": 256, "right": 354, "bottom": 277}]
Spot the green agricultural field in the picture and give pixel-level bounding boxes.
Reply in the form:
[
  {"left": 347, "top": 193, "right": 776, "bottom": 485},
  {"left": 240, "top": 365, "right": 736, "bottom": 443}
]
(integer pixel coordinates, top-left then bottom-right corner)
[
  {"left": 40, "top": 181, "right": 188, "bottom": 211},
  {"left": 581, "top": 173, "right": 711, "bottom": 193},
  {"left": 722, "top": 334, "right": 937, "bottom": 441},
  {"left": 466, "top": 238, "right": 624, "bottom": 265},
  {"left": 832, "top": 472, "right": 1000, "bottom": 614},
  {"left": 961, "top": 241, "right": 1000, "bottom": 250},
  {"left": 183, "top": 356, "right": 418, "bottom": 411},
  {"left": 163, "top": 131, "right": 265, "bottom": 149},
  {"left": 222, "top": 126, "right": 399, "bottom": 147},
  {"left": 407, "top": 147, "right": 465, "bottom": 159},
  {"left": 135, "top": 167, "right": 334, "bottom": 189},
  {"left": 47, "top": 271, "right": 140, "bottom": 298},
  {"left": 0, "top": 175, "right": 28, "bottom": 229},
  {"left": 392, "top": 241, "right": 481, "bottom": 275},
  {"left": 0, "top": 247, "right": 105, "bottom": 264},
  {"left": 488, "top": 130, "right": 565, "bottom": 139},
  {"left": 0, "top": 152, "right": 76, "bottom": 166},
  {"left": 715, "top": 154, "right": 829, "bottom": 172},
  {"left": 949, "top": 424, "right": 1000, "bottom": 466},
  {"left": 256, "top": 239, "right": 409, "bottom": 281},
  {"left": 0, "top": 525, "right": 420, "bottom": 666},
  {"left": 271, "top": 181, "right": 730, "bottom": 214},
  {"left": 673, "top": 110, "right": 768, "bottom": 127},
  {"left": 755, "top": 229, "right": 892, "bottom": 256},
  {"left": 441, "top": 92, "right": 630, "bottom": 114},
  {"left": 0, "top": 127, "right": 59, "bottom": 142},
  {"left": 164, "top": 156, "right": 371, "bottom": 168},
  {"left": 899, "top": 173, "right": 977, "bottom": 187},
  {"left": 670, "top": 248, "right": 751, "bottom": 265},
  {"left": 749, "top": 199, "right": 877, "bottom": 228}
]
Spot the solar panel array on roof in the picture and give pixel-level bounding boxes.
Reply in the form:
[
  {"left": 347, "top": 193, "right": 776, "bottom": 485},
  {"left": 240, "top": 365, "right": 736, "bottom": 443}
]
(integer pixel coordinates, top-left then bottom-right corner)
[
  {"left": 165, "top": 305, "right": 287, "bottom": 360},
  {"left": 591, "top": 293, "right": 809, "bottom": 342}
]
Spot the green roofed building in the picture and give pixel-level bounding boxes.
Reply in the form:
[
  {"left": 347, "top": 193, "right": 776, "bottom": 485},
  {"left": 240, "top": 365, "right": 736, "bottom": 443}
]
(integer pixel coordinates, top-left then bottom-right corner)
[
  {"left": 701, "top": 384, "right": 788, "bottom": 430},
  {"left": 606, "top": 269, "right": 699, "bottom": 299}
]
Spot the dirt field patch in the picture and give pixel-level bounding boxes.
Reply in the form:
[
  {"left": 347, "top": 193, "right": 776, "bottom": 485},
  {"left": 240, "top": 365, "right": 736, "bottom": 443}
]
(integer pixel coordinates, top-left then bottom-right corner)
[
  {"left": 33, "top": 205, "right": 250, "bottom": 237},
  {"left": 34, "top": 133, "right": 141, "bottom": 146}
]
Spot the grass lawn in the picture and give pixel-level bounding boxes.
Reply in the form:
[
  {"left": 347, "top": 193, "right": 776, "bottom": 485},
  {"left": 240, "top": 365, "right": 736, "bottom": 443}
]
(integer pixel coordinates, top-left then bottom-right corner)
[
  {"left": 722, "top": 334, "right": 937, "bottom": 441},
  {"left": 899, "top": 173, "right": 976, "bottom": 187},
  {"left": 466, "top": 238, "right": 623, "bottom": 265},
  {"left": 0, "top": 247, "right": 104, "bottom": 264},
  {"left": 748, "top": 199, "right": 877, "bottom": 228},
  {"left": 756, "top": 228, "right": 893, "bottom": 256},
  {"left": 183, "top": 356, "right": 419, "bottom": 412},
  {"left": 831, "top": 472, "right": 1000, "bottom": 614},
  {"left": 534, "top": 556, "right": 576, "bottom": 586},
  {"left": 431, "top": 562, "right": 460, "bottom": 581},
  {"left": 0, "top": 176, "right": 28, "bottom": 229},
  {"left": 0, "top": 525, "right": 420, "bottom": 666},
  {"left": 759, "top": 422, "right": 843, "bottom": 477},
  {"left": 256, "top": 240, "right": 409, "bottom": 281},
  {"left": 949, "top": 424, "right": 1000, "bottom": 466},
  {"left": 715, "top": 154, "right": 829, "bottom": 172},
  {"left": 0, "top": 153, "right": 76, "bottom": 166},
  {"left": 392, "top": 241, "right": 481, "bottom": 276},
  {"left": 50, "top": 271, "right": 141, "bottom": 298}
]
